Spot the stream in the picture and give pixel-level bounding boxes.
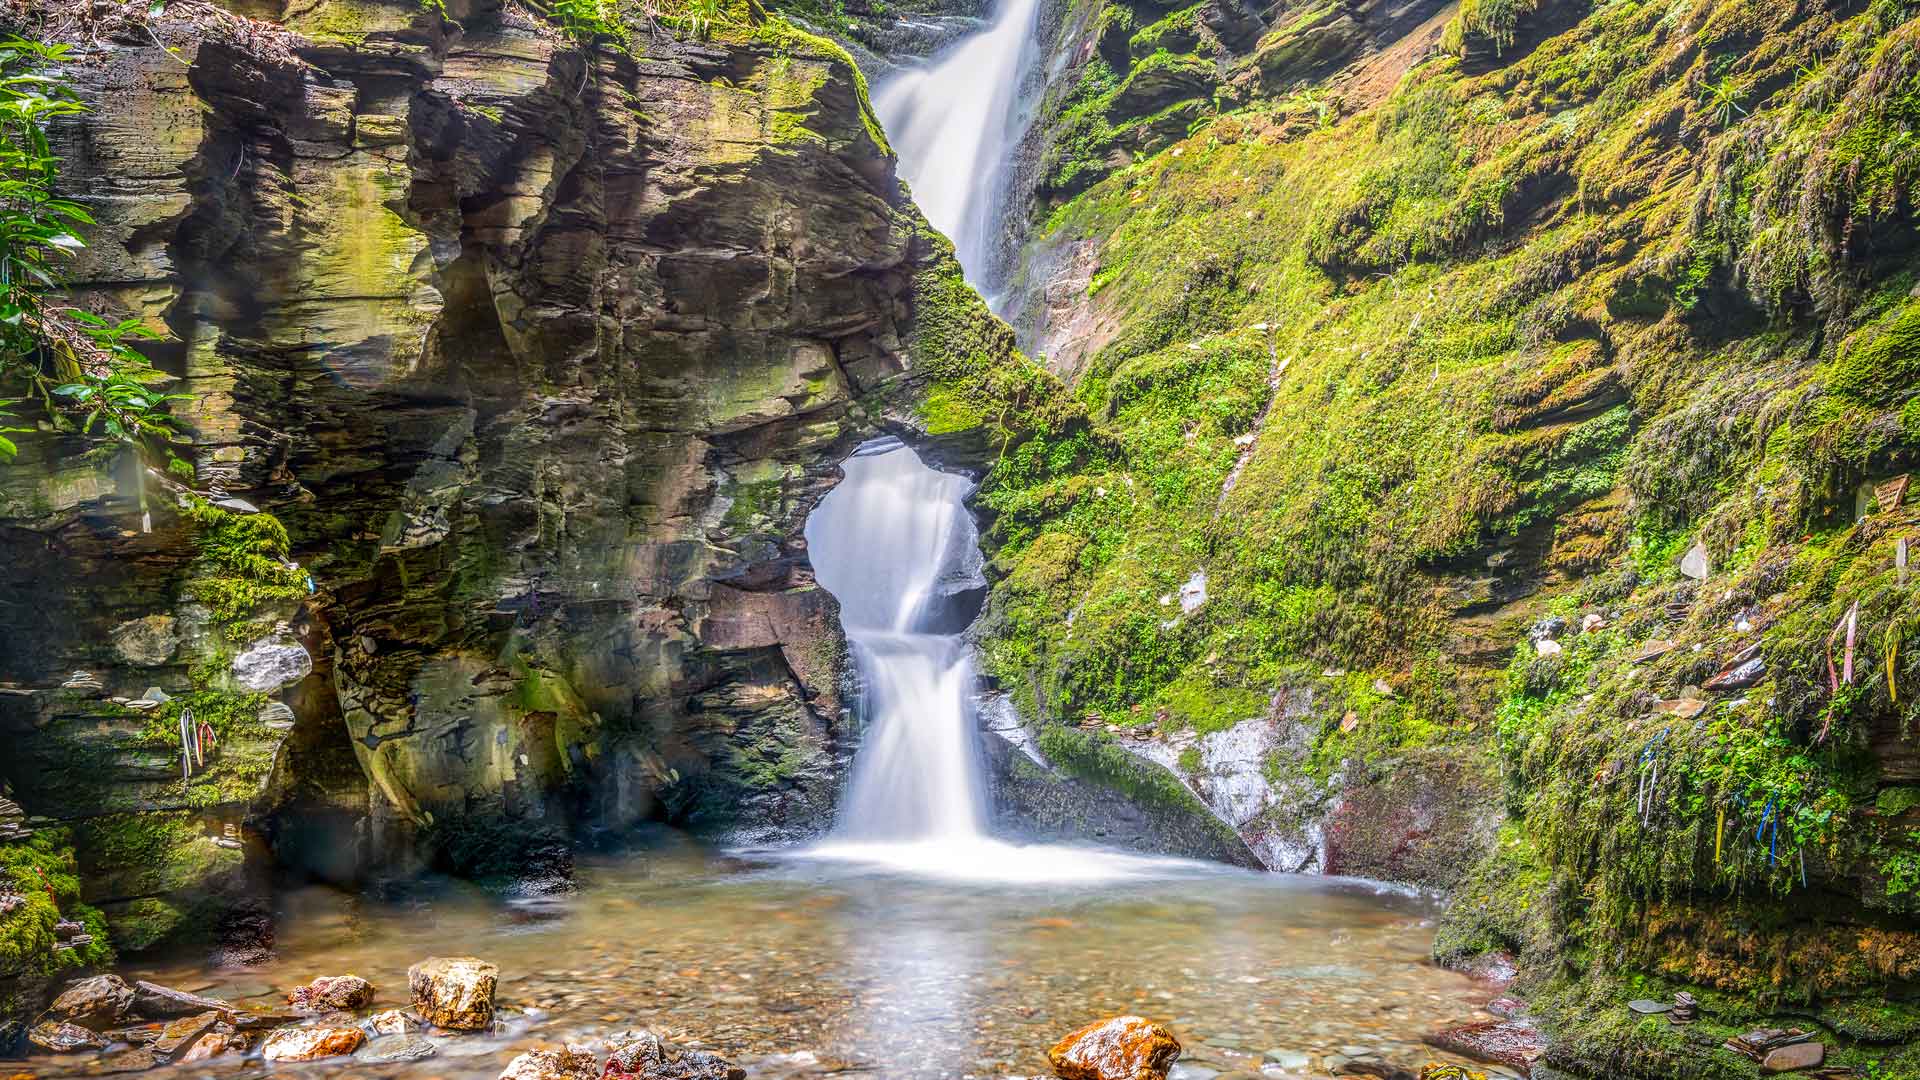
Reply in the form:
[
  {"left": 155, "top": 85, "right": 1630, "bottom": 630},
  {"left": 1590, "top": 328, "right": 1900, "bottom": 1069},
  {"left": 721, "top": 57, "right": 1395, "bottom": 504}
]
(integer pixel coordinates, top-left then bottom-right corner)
[{"left": 94, "top": 843, "right": 1498, "bottom": 1080}]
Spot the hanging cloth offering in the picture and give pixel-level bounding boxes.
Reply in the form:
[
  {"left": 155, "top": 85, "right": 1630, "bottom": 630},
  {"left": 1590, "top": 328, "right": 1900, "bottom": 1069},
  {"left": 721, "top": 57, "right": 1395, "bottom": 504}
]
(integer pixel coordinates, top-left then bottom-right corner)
[
  {"left": 178, "top": 707, "right": 193, "bottom": 781},
  {"left": 1827, "top": 601, "right": 1860, "bottom": 692}
]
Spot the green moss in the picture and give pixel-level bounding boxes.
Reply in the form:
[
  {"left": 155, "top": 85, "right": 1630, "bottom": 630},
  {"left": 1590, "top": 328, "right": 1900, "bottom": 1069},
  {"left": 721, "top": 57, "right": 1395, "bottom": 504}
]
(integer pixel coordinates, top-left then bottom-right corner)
[
  {"left": 1434, "top": 822, "right": 1553, "bottom": 968},
  {"left": 105, "top": 898, "right": 186, "bottom": 954},
  {"left": 1442, "top": 0, "right": 1542, "bottom": 57},
  {"left": 1035, "top": 723, "right": 1206, "bottom": 816},
  {"left": 916, "top": 383, "right": 989, "bottom": 435},
  {"left": 1831, "top": 302, "right": 1920, "bottom": 408},
  {"left": 0, "top": 830, "right": 114, "bottom": 978},
  {"left": 182, "top": 499, "right": 307, "bottom": 624}
]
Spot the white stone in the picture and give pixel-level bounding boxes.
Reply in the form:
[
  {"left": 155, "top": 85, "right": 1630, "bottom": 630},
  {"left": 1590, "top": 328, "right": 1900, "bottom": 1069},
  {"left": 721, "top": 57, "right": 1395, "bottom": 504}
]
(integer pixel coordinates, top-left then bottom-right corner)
[
  {"left": 1534, "top": 638, "right": 1564, "bottom": 656},
  {"left": 230, "top": 639, "right": 313, "bottom": 693},
  {"left": 1679, "top": 540, "right": 1711, "bottom": 580},
  {"left": 1179, "top": 570, "right": 1208, "bottom": 614}
]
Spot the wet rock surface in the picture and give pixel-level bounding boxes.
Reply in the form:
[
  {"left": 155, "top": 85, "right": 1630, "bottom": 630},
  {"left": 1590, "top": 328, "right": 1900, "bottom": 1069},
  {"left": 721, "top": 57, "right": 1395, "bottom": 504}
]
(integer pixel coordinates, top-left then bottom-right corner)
[
  {"left": 287, "top": 974, "right": 375, "bottom": 1014},
  {"left": 499, "top": 1046, "right": 600, "bottom": 1080},
  {"left": 259, "top": 1024, "right": 367, "bottom": 1061},
  {"left": 30, "top": 1021, "right": 109, "bottom": 1054},
  {"left": 410, "top": 957, "right": 498, "bottom": 1031},
  {"left": 47, "top": 976, "right": 135, "bottom": 1030},
  {"left": 1047, "top": 1015, "right": 1182, "bottom": 1080},
  {"left": 1419, "top": 1019, "right": 1544, "bottom": 1072}
]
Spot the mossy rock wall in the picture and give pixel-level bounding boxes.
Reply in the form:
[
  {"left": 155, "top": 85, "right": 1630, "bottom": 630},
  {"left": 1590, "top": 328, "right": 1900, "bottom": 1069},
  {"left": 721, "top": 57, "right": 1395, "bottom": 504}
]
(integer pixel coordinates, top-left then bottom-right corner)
[{"left": 0, "top": 0, "right": 1062, "bottom": 976}]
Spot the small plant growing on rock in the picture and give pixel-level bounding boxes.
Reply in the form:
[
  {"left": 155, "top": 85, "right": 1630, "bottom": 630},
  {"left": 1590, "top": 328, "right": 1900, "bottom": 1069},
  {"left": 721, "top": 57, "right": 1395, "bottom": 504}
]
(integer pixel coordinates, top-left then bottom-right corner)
[{"left": 0, "top": 36, "right": 192, "bottom": 478}]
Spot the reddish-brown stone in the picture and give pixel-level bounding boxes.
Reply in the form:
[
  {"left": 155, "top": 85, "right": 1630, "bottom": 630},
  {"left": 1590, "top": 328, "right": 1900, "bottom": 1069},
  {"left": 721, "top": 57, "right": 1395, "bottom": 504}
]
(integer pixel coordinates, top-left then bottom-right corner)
[
  {"left": 259, "top": 1025, "right": 366, "bottom": 1061},
  {"left": 286, "top": 974, "right": 375, "bottom": 1014},
  {"left": 1421, "top": 1019, "right": 1545, "bottom": 1071}
]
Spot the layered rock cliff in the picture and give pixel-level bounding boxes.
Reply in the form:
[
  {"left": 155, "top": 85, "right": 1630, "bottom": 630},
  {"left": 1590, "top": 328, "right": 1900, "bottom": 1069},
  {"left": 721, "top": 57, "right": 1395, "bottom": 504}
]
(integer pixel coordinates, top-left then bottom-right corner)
[{"left": 0, "top": 0, "right": 1068, "bottom": 991}]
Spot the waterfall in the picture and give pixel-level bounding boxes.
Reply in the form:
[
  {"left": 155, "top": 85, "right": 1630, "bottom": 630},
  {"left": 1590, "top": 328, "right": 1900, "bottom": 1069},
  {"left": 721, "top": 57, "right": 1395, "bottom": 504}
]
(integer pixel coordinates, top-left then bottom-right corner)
[
  {"left": 803, "top": 439, "right": 1192, "bottom": 882},
  {"left": 872, "top": 0, "right": 1044, "bottom": 287},
  {"left": 806, "top": 438, "right": 989, "bottom": 843}
]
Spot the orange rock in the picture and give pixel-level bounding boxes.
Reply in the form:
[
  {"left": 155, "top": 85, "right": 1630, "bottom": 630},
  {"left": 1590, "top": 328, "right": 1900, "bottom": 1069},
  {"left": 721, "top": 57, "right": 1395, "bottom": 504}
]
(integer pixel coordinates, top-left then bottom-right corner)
[
  {"left": 1046, "top": 1016, "right": 1181, "bottom": 1080},
  {"left": 260, "top": 1025, "right": 366, "bottom": 1061}
]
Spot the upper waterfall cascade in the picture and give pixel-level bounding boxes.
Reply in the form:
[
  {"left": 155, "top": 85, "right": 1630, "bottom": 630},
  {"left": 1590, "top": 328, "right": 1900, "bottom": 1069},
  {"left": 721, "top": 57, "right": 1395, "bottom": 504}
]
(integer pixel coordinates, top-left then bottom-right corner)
[{"left": 872, "top": 0, "right": 1044, "bottom": 287}]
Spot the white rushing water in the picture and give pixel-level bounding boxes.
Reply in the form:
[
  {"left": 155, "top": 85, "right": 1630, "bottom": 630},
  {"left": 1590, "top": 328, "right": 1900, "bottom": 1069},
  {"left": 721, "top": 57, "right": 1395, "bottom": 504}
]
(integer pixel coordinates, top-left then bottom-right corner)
[
  {"left": 803, "top": 439, "right": 1208, "bottom": 883},
  {"left": 807, "top": 438, "right": 988, "bottom": 842},
  {"left": 872, "top": 0, "right": 1044, "bottom": 285}
]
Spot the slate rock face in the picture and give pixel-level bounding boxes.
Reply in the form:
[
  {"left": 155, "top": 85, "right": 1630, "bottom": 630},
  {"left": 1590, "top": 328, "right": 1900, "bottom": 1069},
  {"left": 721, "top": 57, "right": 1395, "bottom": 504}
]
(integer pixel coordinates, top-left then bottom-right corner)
[{"left": 0, "top": 0, "right": 1037, "bottom": 975}]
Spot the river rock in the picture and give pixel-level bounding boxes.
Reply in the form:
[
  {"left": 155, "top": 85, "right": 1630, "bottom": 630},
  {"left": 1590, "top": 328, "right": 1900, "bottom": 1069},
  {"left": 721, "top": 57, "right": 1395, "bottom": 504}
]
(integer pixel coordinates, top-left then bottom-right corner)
[
  {"left": 287, "top": 974, "right": 375, "bottom": 1014},
  {"left": 500, "top": 1047, "right": 600, "bottom": 1080},
  {"left": 260, "top": 1024, "right": 366, "bottom": 1061},
  {"left": 1048, "top": 1015, "right": 1183, "bottom": 1080},
  {"left": 364, "top": 1008, "right": 418, "bottom": 1035},
  {"left": 408, "top": 956, "right": 497, "bottom": 1030},
  {"left": 1263, "top": 1049, "right": 1311, "bottom": 1069},
  {"left": 47, "top": 974, "right": 135, "bottom": 1029},
  {"left": 177, "top": 1031, "right": 247, "bottom": 1063},
  {"left": 230, "top": 637, "right": 314, "bottom": 693},
  {"left": 1422, "top": 1019, "right": 1545, "bottom": 1071},
  {"left": 29, "top": 1020, "right": 109, "bottom": 1053},
  {"left": 1760, "top": 1042, "right": 1824, "bottom": 1073},
  {"left": 364, "top": 1033, "right": 438, "bottom": 1062},
  {"left": 605, "top": 1030, "right": 668, "bottom": 1074},
  {"left": 131, "top": 980, "right": 237, "bottom": 1019},
  {"left": 151, "top": 1011, "right": 224, "bottom": 1060}
]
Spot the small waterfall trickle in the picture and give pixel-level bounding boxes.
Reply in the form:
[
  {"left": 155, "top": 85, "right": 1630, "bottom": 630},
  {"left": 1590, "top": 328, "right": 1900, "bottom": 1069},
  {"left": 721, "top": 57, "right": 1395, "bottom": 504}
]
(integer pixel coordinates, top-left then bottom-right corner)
[
  {"left": 872, "top": 0, "right": 1044, "bottom": 289},
  {"left": 806, "top": 438, "right": 988, "bottom": 843}
]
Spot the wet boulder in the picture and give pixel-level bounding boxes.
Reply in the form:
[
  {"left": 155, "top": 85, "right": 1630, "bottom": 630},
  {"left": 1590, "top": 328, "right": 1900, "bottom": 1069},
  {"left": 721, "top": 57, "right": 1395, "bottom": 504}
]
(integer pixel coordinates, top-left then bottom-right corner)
[
  {"left": 499, "top": 1046, "right": 600, "bottom": 1080},
  {"left": 150, "top": 1011, "right": 224, "bottom": 1061},
  {"left": 408, "top": 956, "right": 498, "bottom": 1031},
  {"left": 603, "top": 1031, "right": 744, "bottom": 1080},
  {"left": 604, "top": 1030, "right": 667, "bottom": 1075},
  {"left": 131, "top": 980, "right": 237, "bottom": 1019},
  {"left": 29, "top": 1020, "right": 109, "bottom": 1053},
  {"left": 364, "top": 1033, "right": 438, "bottom": 1062},
  {"left": 260, "top": 1024, "right": 366, "bottom": 1061},
  {"left": 46, "top": 974, "right": 135, "bottom": 1030},
  {"left": 1421, "top": 1019, "right": 1545, "bottom": 1072},
  {"left": 1046, "top": 1015, "right": 1182, "bottom": 1080},
  {"left": 177, "top": 1031, "right": 247, "bottom": 1063},
  {"left": 364, "top": 1008, "right": 418, "bottom": 1035},
  {"left": 230, "top": 637, "right": 313, "bottom": 693},
  {"left": 287, "top": 974, "right": 375, "bottom": 1014}
]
